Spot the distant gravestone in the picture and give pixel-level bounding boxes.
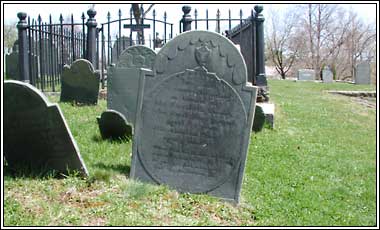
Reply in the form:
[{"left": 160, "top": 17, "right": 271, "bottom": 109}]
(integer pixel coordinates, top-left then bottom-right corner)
[
  {"left": 111, "top": 36, "right": 134, "bottom": 64},
  {"left": 5, "top": 52, "right": 19, "bottom": 80},
  {"left": 297, "top": 69, "right": 315, "bottom": 81},
  {"left": 97, "top": 110, "right": 133, "bottom": 140},
  {"left": 252, "top": 105, "right": 265, "bottom": 132},
  {"left": 322, "top": 66, "right": 333, "bottom": 83},
  {"left": 130, "top": 31, "right": 258, "bottom": 203},
  {"left": 108, "top": 45, "right": 156, "bottom": 124},
  {"left": 355, "top": 62, "right": 371, "bottom": 84},
  {"left": 60, "top": 59, "right": 100, "bottom": 104},
  {"left": 4, "top": 80, "right": 88, "bottom": 176}
]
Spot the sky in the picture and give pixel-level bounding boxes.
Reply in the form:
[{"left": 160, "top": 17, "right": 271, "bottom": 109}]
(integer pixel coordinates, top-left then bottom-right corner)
[{"left": 2, "top": 2, "right": 378, "bottom": 45}]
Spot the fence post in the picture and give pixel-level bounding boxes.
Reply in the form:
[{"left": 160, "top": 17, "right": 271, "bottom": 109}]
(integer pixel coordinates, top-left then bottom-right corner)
[
  {"left": 254, "top": 5, "right": 269, "bottom": 102},
  {"left": 181, "top": 6, "right": 192, "bottom": 32},
  {"left": 86, "top": 8, "right": 97, "bottom": 66},
  {"left": 17, "top": 12, "right": 30, "bottom": 83}
]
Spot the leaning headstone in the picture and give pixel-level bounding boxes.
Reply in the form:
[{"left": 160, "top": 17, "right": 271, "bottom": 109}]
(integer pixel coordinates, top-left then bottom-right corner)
[
  {"left": 4, "top": 80, "right": 88, "bottom": 176},
  {"left": 97, "top": 110, "right": 133, "bottom": 140},
  {"left": 322, "top": 66, "right": 333, "bottom": 83},
  {"left": 297, "top": 69, "right": 315, "bottom": 81},
  {"left": 107, "top": 45, "right": 156, "bottom": 124},
  {"left": 355, "top": 62, "right": 371, "bottom": 84},
  {"left": 130, "top": 31, "right": 258, "bottom": 203},
  {"left": 60, "top": 59, "right": 100, "bottom": 104}
]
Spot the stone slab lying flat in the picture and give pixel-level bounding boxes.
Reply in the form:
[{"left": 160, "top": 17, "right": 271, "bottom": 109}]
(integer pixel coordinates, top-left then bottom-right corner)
[{"left": 4, "top": 80, "right": 88, "bottom": 177}]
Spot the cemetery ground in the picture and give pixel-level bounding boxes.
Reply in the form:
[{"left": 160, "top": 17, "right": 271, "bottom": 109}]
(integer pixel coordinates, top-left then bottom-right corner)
[{"left": 4, "top": 80, "right": 376, "bottom": 226}]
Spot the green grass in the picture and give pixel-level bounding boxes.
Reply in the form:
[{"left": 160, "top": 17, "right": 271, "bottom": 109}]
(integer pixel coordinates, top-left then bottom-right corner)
[{"left": 3, "top": 80, "right": 377, "bottom": 226}]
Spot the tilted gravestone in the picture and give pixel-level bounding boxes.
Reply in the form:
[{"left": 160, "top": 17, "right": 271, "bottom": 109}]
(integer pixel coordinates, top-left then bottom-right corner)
[
  {"left": 322, "top": 66, "right": 333, "bottom": 83},
  {"left": 97, "top": 109, "right": 133, "bottom": 140},
  {"left": 130, "top": 31, "right": 258, "bottom": 203},
  {"left": 297, "top": 69, "right": 315, "bottom": 81},
  {"left": 60, "top": 59, "right": 100, "bottom": 104},
  {"left": 107, "top": 45, "right": 156, "bottom": 125},
  {"left": 355, "top": 62, "right": 371, "bottom": 84},
  {"left": 4, "top": 80, "right": 88, "bottom": 176}
]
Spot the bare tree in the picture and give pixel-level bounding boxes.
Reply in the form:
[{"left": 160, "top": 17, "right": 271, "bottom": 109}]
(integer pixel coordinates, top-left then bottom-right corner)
[
  {"left": 132, "top": 4, "right": 155, "bottom": 44},
  {"left": 4, "top": 20, "right": 18, "bottom": 51},
  {"left": 266, "top": 6, "right": 300, "bottom": 79}
]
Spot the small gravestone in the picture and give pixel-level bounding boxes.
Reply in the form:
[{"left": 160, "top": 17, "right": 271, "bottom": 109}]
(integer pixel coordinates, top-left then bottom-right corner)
[
  {"left": 108, "top": 45, "right": 156, "bottom": 125},
  {"left": 297, "top": 69, "right": 315, "bottom": 81},
  {"left": 355, "top": 62, "right": 371, "bottom": 84},
  {"left": 322, "top": 66, "right": 333, "bottom": 83},
  {"left": 97, "top": 110, "right": 133, "bottom": 140},
  {"left": 5, "top": 52, "right": 19, "bottom": 80},
  {"left": 4, "top": 80, "right": 88, "bottom": 176},
  {"left": 60, "top": 59, "right": 100, "bottom": 104},
  {"left": 130, "top": 31, "right": 258, "bottom": 203},
  {"left": 252, "top": 105, "right": 265, "bottom": 132},
  {"left": 111, "top": 36, "right": 134, "bottom": 64}
]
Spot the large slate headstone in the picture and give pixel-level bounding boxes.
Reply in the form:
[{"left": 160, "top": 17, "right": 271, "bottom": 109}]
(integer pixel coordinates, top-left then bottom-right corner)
[
  {"left": 97, "top": 110, "right": 133, "bottom": 140},
  {"left": 130, "top": 31, "right": 258, "bottom": 203},
  {"left": 322, "top": 66, "right": 333, "bottom": 83},
  {"left": 107, "top": 45, "right": 156, "bottom": 125},
  {"left": 297, "top": 69, "right": 315, "bottom": 81},
  {"left": 355, "top": 62, "right": 371, "bottom": 84},
  {"left": 4, "top": 80, "right": 88, "bottom": 176},
  {"left": 60, "top": 59, "right": 100, "bottom": 104}
]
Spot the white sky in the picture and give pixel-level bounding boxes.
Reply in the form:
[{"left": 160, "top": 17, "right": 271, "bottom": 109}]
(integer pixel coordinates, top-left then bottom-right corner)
[{"left": 2, "top": 2, "right": 378, "bottom": 43}]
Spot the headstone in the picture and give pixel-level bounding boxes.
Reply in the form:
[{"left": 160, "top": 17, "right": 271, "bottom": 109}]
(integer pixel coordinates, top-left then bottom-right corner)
[
  {"left": 107, "top": 45, "right": 156, "bottom": 125},
  {"left": 252, "top": 105, "right": 265, "bottom": 132},
  {"left": 97, "top": 110, "right": 133, "bottom": 140},
  {"left": 355, "top": 62, "right": 371, "bottom": 84},
  {"left": 60, "top": 59, "right": 100, "bottom": 104},
  {"left": 130, "top": 31, "right": 258, "bottom": 203},
  {"left": 111, "top": 36, "right": 134, "bottom": 64},
  {"left": 4, "top": 80, "right": 88, "bottom": 176},
  {"left": 322, "top": 66, "right": 333, "bottom": 83},
  {"left": 297, "top": 69, "right": 315, "bottom": 81},
  {"left": 5, "top": 52, "right": 19, "bottom": 80}
]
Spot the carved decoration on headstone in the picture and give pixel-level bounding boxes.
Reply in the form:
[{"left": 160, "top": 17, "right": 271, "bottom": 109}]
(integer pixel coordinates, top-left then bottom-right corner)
[{"left": 131, "top": 31, "right": 258, "bottom": 203}]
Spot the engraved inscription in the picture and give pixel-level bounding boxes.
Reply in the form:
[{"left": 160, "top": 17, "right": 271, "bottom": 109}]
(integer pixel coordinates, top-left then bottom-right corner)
[{"left": 138, "top": 68, "right": 247, "bottom": 193}]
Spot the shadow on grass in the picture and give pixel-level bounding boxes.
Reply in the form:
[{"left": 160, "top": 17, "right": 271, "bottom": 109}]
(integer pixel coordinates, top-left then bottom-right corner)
[
  {"left": 91, "top": 134, "right": 132, "bottom": 144},
  {"left": 93, "top": 162, "right": 131, "bottom": 176},
  {"left": 3, "top": 163, "right": 78, "bottom": 179}
]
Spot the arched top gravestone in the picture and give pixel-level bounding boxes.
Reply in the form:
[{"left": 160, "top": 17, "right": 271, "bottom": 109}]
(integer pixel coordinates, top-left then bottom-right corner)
[
  {"left": 4, "top": 80, "right": 88, "bottom": 176},
  {"left": 60, "top": 59, "right": 100, "bottom": 105},
  {"left": 116, "top": 45, "right": 156, "bottom": 68},
  {"left": 108, "top": 46, "right": 156, "bottom": 125},
  {"left": 97, "top": 109, "right": 133, "bottom": 140},
  {"left": 131, "top": 30, "right": 258, "bottom": 203}
]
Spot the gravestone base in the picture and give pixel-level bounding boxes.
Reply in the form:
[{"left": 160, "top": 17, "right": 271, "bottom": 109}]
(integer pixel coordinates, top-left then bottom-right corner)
[{"left": 257, "top": 102, "right": 275, "bottom": 129}]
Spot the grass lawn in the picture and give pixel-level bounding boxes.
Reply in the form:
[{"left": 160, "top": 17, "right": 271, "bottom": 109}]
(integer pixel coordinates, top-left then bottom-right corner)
[{"left": 3, "top": 80, "right": 377, "bottom": 226}]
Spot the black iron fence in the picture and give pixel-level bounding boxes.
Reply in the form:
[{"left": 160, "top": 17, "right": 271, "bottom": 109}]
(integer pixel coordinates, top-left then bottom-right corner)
[{"left": 15, "top": 5, "right": 266, "bottom": 95}]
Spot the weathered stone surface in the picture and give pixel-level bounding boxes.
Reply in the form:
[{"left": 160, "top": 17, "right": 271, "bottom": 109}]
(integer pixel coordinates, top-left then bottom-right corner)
[
  {"left": 107, "top": 46, "right": 156, "bottom": 124},
  {"left": 97, "top": 109, "right": 133, "bottom": 140},
  {"left": 297, "top": 69, "right": 315, "bottom": 81},
  {"left": 4, "top": 80, "right": 88, "bottom": 176},
  {"left": 322, "top": 66, "right": 333, "bottom": 83},
  {"left": 60, "top": 59, "right": 100, "bottom": 104},
  {"left": 252, "top": 105, "right": 265, "bottom": 132},
  {"left": 355, "top": 62, "right": 371, "bottom": 84},
  {"left": 5, "top": 52, "right": 19, "bottom": 80},
  {"left": 111, "top": 36, "right": 134, "bottom": 64},
  {"left": 131, "top": 31, "right": 258, "bottom": 203}
]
